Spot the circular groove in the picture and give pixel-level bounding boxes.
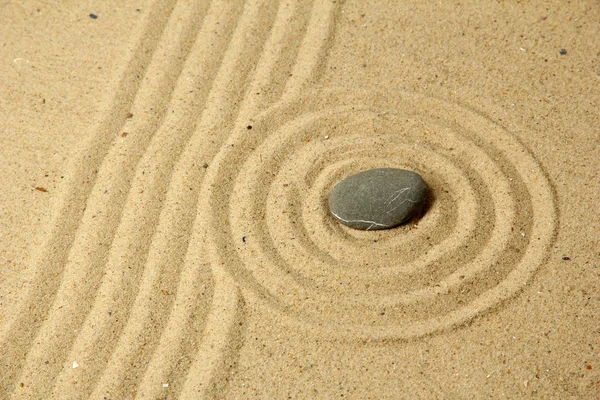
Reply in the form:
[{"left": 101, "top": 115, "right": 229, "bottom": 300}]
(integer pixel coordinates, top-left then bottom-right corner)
[{"left": 203, "top": 88, "right": 556, "bottom": 340}]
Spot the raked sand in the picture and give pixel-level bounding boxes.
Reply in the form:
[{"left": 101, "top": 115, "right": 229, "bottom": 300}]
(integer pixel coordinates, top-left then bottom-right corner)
[{"left": 1, "top": 0, "right": 599, "bottom": 398}]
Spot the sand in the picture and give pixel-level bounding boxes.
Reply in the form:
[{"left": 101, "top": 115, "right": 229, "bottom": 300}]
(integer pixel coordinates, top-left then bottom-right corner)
[{"left": 0, "top": 0, "right": 598, "bottom": 398}]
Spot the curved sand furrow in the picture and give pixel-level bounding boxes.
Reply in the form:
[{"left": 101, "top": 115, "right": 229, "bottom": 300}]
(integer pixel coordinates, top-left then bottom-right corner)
[
  {"left": 282, "top": 0, "right": 340, "bottom": 102},
  {"left": 72, "top": 2, "right": 249, "bottom": 398},
  {"left": 265, "top": 134, "right": 479, "bottom": 280},
  {"left": 44, "top": 1, "right": 243, "bottom": 398},
  {"left": 202, "top": 87, "right": 556, "bottom": 341},
  {"left": 2, "top": 1, "right": 595, "bottom": 399},
  {"left": 1, "top": 0, "right": 179, "bottom": 396},
  {"left": 138, "top": 1, "right": 342, "bottom": 398},
  {"left": 11, "top": 1, "right": 208, "bottom": 397},
  {"left": 240, "top": 0, "right": 314, "bottom": 113},
  {"left": 42, "top": 0, "right": 282, "bottom": 398},
  {"left": 177, "top": 276, "right": 244, "bottom": 399},
  {"left": 89, "top": 0, "right": 293, "bottom": 397}
]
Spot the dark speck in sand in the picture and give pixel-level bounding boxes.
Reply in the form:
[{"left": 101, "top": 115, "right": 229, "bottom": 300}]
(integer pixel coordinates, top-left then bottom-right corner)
[
  {"left": 559, "top": 48, "right": 567, "bottom": 55},
  {"left": 89, "top": 13, "right": 98, "bottom": 19}
]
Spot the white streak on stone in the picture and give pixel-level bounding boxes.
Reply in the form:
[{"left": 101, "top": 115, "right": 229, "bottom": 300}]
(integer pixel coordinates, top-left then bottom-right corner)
[
  {"left": 330, "top": 211, "right": 389, "bottom": 231},
  {"left": 385, "top": 187, "right": 411, "bottom": 206},
  {"left": 385, "top": 186, "right": 418, "bottom": 214}
]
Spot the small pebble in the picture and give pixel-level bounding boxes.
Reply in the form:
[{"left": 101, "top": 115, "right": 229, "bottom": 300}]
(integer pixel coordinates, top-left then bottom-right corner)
[
  {"left": 328, "top": 168, "right": 428, "bottom": 230},
  {"left": 89, "top": 13, "right": 98, "bottom": 19},
  {"left": 560, "top": 48, "right": 567, "bottom": 55}
]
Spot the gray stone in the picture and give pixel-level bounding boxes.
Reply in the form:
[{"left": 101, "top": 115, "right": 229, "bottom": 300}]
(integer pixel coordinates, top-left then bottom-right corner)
[{"left": 328, "top": 168, "right": 428, "bottom": 230}]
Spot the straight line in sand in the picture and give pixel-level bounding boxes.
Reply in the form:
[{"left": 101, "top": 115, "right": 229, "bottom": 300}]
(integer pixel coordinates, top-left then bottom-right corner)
[
  {"left": 135, "top": 0, "right": 318, "bottom": 397},
  {"left": 3, "top": 0, "right": 342, "bottom": 398},
  {"left": 8, "top": 0, "right": 246, "bottom": 398},
  {"left": 176, "top": 1, "right": 341, "bottom": 398},
  {"left": 133, "top": 0, "right": 341, "bottom": 398},
  {"left": 0, "top": 0, "right": 179, "bottom": 396}
]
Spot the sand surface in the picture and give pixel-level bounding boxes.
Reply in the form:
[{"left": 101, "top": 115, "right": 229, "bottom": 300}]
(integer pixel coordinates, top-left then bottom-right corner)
[{"left": 1, "top": 0, "right": 599, "bottom": 398}]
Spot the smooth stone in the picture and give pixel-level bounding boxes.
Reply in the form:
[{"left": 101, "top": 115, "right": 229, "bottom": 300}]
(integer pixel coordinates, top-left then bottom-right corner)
[{"left": 328, "top": 168, "right": 428, "bottom": 230}]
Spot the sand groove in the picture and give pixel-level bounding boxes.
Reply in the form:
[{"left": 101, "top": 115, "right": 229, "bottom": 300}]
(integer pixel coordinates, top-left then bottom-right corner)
[
  {"left": 48, "top": 1, "right": 248, "bottom": 398},
  {"left": 3, "top": 0, "right": 597, "bottom": 398},
  {"left": 3, "top": 0, "right": 343, "bottom": 398},
  {"left": 50, "top": 0, "right": 279, "bottom": 398},
  {"left": 282, "top": 0, "right": 340, "bottom": 101},
  {"left": 201, "top": 87, "right": 557, "bottom": 341},
  {"left": 137, "top": 1, "right": 341, "bottom": 398},
  {"left": 2, "top": 0, "right": 556, "bottom": 393},
  {"left": 0, "top": 0, "right": 179, "bottom": 396},
  {"left": 10, "top": 1, "right": 213, "bottom": 397}
]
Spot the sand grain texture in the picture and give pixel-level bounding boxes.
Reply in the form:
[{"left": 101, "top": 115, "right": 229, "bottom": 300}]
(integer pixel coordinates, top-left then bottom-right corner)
[{"left": 1, "top": 0, "right": 599, "bottom": 399}]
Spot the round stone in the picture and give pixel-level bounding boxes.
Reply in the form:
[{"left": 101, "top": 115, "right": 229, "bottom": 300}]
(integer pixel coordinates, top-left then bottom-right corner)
[{"left": 328, "top": 168, "right": 428, "bottom": 230}]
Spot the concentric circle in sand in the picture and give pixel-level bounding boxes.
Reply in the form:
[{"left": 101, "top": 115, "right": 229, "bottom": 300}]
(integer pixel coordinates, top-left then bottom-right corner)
[{"left": 203, "top": 88, "right": 556, "bottom": 340}]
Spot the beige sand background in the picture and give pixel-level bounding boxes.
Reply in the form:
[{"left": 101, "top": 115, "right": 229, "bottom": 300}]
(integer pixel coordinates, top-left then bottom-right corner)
[{"left": 1, "top": 0, "right": 598, "bottom": 399}]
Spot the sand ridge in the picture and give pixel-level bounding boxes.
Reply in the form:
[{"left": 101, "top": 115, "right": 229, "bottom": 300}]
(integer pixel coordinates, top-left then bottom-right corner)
[
  {"left": 200, "top": 86, "right": 557, "bottom": 341},
  {"left": 2, "top": 0, "right": 342, "bottom": 398},
  {"left": 1, "top": 0, "right": 598, "bottom": 399}
]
